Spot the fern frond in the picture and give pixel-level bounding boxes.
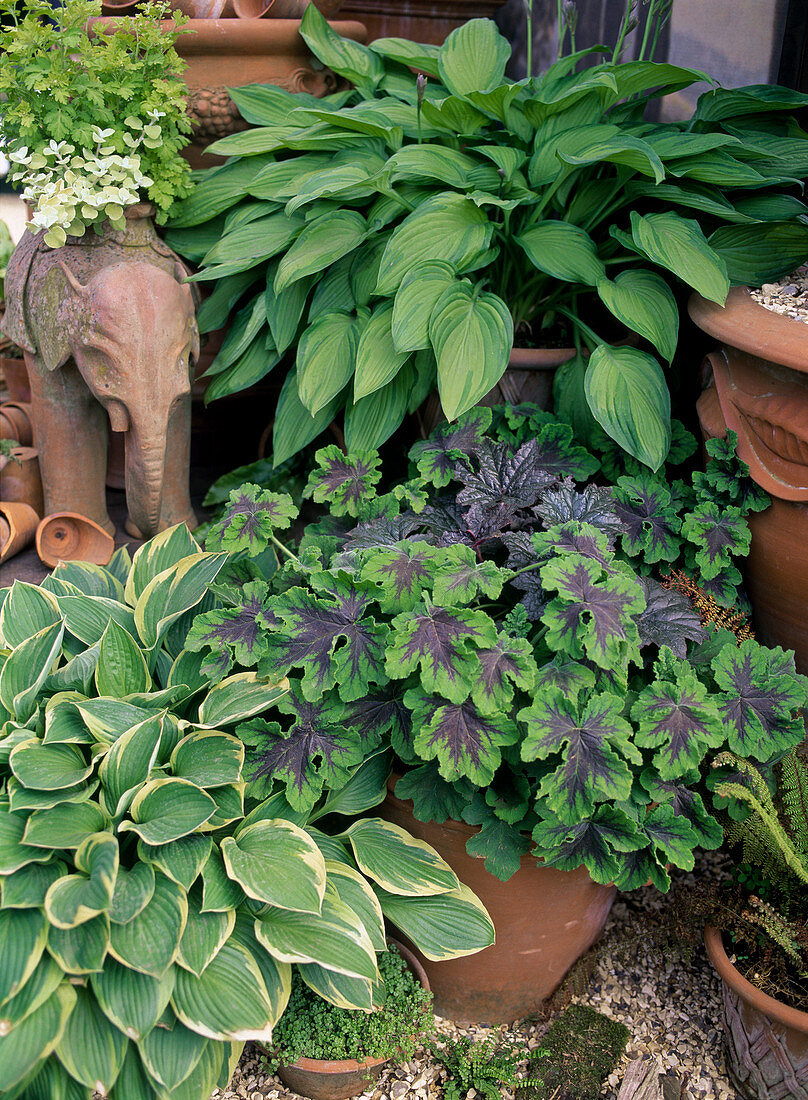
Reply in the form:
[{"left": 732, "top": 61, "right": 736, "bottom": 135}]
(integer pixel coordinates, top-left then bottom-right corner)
[
  {"left": 713, "top": 751, "right": 775, "bottom": 806},
  {"left": 781, "top": 750, "right": 808, "bottom": 860},
  {"left": 743, "top": 896, "right": 806, "bottom": 975},
  {"left": 715, "top": 778, "right": 808, "bottom": 886}
]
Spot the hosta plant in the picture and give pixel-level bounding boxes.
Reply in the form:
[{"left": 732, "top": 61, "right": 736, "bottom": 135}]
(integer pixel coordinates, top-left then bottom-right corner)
[
  {"left": 188, "top": 406, "right": 806, "bottom": 890},
  {"left": 165, "top": 7, "right": 808, "bottom": 469},
  {"left": 0, "top": 527, "right": 493, "bottom": 1100}
]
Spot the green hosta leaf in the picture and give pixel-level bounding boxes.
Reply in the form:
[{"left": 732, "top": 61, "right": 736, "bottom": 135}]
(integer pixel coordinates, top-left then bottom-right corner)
[
  {"left": 386, "top": 604, "right": 497, "bottom": 702},
  {"left": 10, "top": 740, "right": 93, "bottom": 791},
  {"left": 0, "top": 985, "right": 75, "bottom": 1092},
  {"left": 584, "top": 344, "right": 671, "bottom": 471},
  {"left": 170, "top": 731, "right": 244, "bottom": 788},
  {"left": 134, "top": 552, "right": 228, "bottom": 650},
  {"left": 119, "top": 779, "right": 217, "bottom": 846},
  {"left": 304, "top": 445, "right": 382, "bottom": 518},
  {"left": 391, "top": 260, "right": 456, "bottom": 353},
  {"left": 172, "top": 939, "right": 281, "bottom": 1042},
  {"left": 197, "top": 672, "right": 290, "bottom": 728},
  {"left": 520, "top": 691, "right": 640, "bottom": 824},
  {"left": 409, "top": 689, "right": 520, "bottom": 785},
  {"left": 167, "top": 156, "right": 273, "bottom": 227},
  {"left": 109, "top": 863, "right": 155, "bottom": 924},
  {"left": 296, "top": 310, "right": 361, "bottom": 416},
  {"left": 629, "top": 211, "right": 729, "bottom": 305},
  {"left": 344, "top": 364, "right": 414, "bottom": 451},
  {"left": 517, "top": 221, "right": 605, "bottom": 286},
  {"left": 44, "top": 833, "right": 119, "bottom": 929},
  {"left": 709, "top": 221, "right": 808, "bottom": 285},
  {"left": 0, "top": 907, "right": 47, "bottom": 1007},
  {"left": 54, "top": 984, "right": 127, "bottom": 1093},
  {"left": 300, "top": 2, "right": 384, "bottom": 97},
  {"left": 430, "top": 282, "right": 513, "bottom": 421},
  {"left": 540, "top": 553, "right": 645, "bottom": 670},
  {"left": 23, "top": 802, "right": 110, "bottom": 849},
  {"left": 95, "top": 618, "right": 151, "bottom": 697},
  {"left": 254, "top": 888, "right": 377, "bottom": 980},
  {"left": 0, "top": 621, "right": 64, "bottom": 722},
  {"left": 109, "top": 873, "right": 188, "bottom": 977},
  {"left": 375, "top": 192, "right": 490, "bottom": 296},
  {"left": 713, "top": 639, "right": 806, "bottom": 760},
  {"left": 1, "top": 861, "right": 66, "bottom": 908},
  {"left": 375, "top": 881, "right": 494, "bottom": 961},
  {"left": 596, "top": 270, "right": 679, "bottom": 363},
  {"left": 0, "top": 582, "right": 60, "bottom": 647},
  {"left": 91, "top": 960, "right": 174, "bottom": 1042},
  {"left": 340, "top": 816, "right": 459, "bottom": 900},
  {"left": 554, "top": 125, "right": 665, "bottom": 182},
  {"left": 177, "top": 892, "right": 235, "bottom": 977},
  {"left": 438, "top": 18, "right": 510, "bottom": 97},
  {"left": 275, "top": 210, "right": 367, "bottom": 293},
  {"left": 354, "top": 301, "right": 411, "bottom": 400},
  {"left": 201, "top": 211, "right": 302, "bottom": 269},
  {"left": 221, "top": 819, "right": 325, "bottom": 912},
  {"left": 138, "top": 835, "right": 212, "bottom": 892},
  {"left": 272, "top": 367, "right": 346, "bottom": 466}
]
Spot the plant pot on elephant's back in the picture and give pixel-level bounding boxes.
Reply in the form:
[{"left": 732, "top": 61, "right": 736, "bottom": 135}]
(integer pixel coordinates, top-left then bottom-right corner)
[
  {"left": 337, "top": 0, "right": 509, "bottom": 43},
  {"left": 380, "top": 778, "right": 616, "bottom": 1025},
  {"left": 690, "top": 287, "right": 808, "bottom": 674},
  {"left": 705, "top": 924, "right": 808, "bottom": 1099}
]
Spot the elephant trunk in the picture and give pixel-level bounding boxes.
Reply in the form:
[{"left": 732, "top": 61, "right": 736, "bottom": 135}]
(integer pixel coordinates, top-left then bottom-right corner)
[{"left": 124, "top": 420, "right": 168, "bottom": 539}]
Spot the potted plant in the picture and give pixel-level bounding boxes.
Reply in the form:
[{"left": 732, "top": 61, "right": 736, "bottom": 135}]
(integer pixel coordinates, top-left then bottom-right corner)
[
  {"left": 185, "top": 403, "right": 804, "bottom": 1022},
  {"left": 704, "top": 749, "right": 808, "bottom": 1099},
  {"left": 164, "top": 4, "right": 808, "bottom": 471},
  {"left": 260, "top": 941, "right": 432, "bottom": 1100},
  {"left": 0, "top": 525, "right": 494, "bottom": 1097},
  {"left": 691, "top": 283, "right": 808, "bottom": 674}
]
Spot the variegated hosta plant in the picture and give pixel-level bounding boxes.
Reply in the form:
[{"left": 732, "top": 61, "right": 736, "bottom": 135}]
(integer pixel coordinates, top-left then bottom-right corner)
[
  {"left": 190, "top": 406, "right": 807, "bottom": 893},
  {"left": 0, "top": 527, "right": 494, "bottom": 1100}
]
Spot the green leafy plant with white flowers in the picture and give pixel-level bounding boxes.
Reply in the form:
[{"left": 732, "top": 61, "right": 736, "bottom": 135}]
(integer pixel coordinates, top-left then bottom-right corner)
[
  {"left": 0, "top": 526, "right": 493, "bottom": 1100},
  {"left": 166, "top": 7, "right": 808, "bottom": 469},
  {"left": 0, "top": 0, "right": 192, "bottom": 246}
]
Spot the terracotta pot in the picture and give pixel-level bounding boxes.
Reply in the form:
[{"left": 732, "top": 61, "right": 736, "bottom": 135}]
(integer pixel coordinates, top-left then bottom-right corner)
[
  {"left": 418, "top": 344, "right": 575, "bottom": 439},
  {"left": 271, "top": 941, "right": 429, "bottom": 1100},
  {"left": 380, "top": 779, "right": 616, "bottom": 1024},
  {"left": 705, "top": 924, "right": 808, "bottom": 1098},
  {"left": 690, "top": 287, "right": 808, "bottom": 672},
  {"left": 0, "top": 501, "right": 39, "bottom": 563},
  {"left": 337, "top": 0, "right": 509, "bottom": 43},
  {"left": 0, "top": 401, "right": 34, "bottom": 446},
  {"left": 0, "top": 355, "right": 31, "bottom": 403},
  {"left": 233, "top": 0, "right": 343, "bottom": 18},
  {"left": 36, "top": 513, "right": 115, "bottom": 568},
  {"left": 0, "top": 446, "right": 44, "bottom": 516}
]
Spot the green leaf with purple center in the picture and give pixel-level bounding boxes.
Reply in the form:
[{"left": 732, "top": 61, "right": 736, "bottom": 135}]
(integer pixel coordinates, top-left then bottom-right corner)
[
  {"left": 386, "top": 604, "right": 497, "bottom": 702},
  {"left": 304, "top": 445, "right": 382, "bottom": 518},
  {"left": 207, "top": 484, "right": 298, "bottom": 555},
  {"left": 406, "top": 688, "right": 519, "bottom": 786}
]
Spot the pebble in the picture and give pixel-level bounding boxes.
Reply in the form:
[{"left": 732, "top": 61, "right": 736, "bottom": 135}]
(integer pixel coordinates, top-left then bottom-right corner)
[{"left": 751, "top": 265, "right": 808, "bottom": 322}]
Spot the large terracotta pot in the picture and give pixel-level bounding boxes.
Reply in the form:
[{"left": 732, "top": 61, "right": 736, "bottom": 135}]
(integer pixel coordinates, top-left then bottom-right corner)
[
  {"left": 270, "top": 942, "right": 430, "bottom": 1100},
  {"left": 380, "top": 780, "right": 616, "bottom": 1024},
  {"left": 690, "top": 287, "right": 808, "bottom": 673},
  {"left": 418, "top": 344, "right": 574, "bottom": 438},
  {"left": 338, "top": 0, "right": 509, "bottom": 43},
  {"left": 705, "top": 924, "right": 808, "bottom": 1099}
]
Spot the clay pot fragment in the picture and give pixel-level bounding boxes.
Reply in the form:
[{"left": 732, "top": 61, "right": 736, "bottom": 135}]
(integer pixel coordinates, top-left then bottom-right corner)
[
  {"left": 0, "top": 446, "right": 44, "bottom": 517},
  {"left": 0, "top": 356, "right": 32, "bottom": 403},
  {"left": 0, "top": 501, "right": 39, "bottom": 563},
  {"left": 36, "top": 512, "right": 115, "bottom": 568},
  {"left": 0, "top": 402, "right": 34, "bottom": 446}
]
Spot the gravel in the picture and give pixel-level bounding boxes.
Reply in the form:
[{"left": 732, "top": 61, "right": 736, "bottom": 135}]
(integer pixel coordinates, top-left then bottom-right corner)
[
  {"left": 750, "top": 266, "right": 808, "bottom": 323},
  {"left": 212, "top": 855, "right": 735, "bottom": 1100}
]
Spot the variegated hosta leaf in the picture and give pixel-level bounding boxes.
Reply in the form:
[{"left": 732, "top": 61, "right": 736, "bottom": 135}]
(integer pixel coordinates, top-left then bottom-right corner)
[
  {"left": 171, "top": 940, "right": 280, "bottom": 1042},
  {"left": 0, "top": 621, "right": 65, "bottom": 722},
  {"left": 137, "top": 1017, "right": 208, "bottom": 1090},
  {"left": 54, "top": 984, "right": 128, "bottom": 1093},
  {"left": 297, "top": 961, "right": 374, "bottom": 1011},
  {"left": 221, "top": 819, "right": 325, "bottom": 913},
  {"left": 119, "top": 779, "right": 217, "bottom": 846},
  {"left": 109, "top": 863, "right": 155, "bottom": 925},
  {"left": 95, "top": 618, "right": 152, "bottom": 698},
  {"left": 196, "top": 672, "right": 290, "bottom": 728},
  {"left": 90, "top": 959, "right": 175, "bottom": 1041},
  {"left": 0, "top": 984, "right": 76, "bottom": 1092},
  {"left": 46, "top": 913, "right": 110, "bottom": 975},
  {"left": 23, "top": 802, "right": 110, "bottom": 850},
  {"left": 9, "top": 740, "right": 93, "bottom": 792},
  {"left": 108, "top": 873, "right": 188, "bottom": 978},
  {"left": 0, "top": 582, "right": 60, "bottom": 648},
  {"left": 0, "top": 907, "right": 47, "bottom": 1007},
  {"left": 44, "top": 833, "right": 119, "bottom": 929},
  {"left": 375, "top": 881, "right": 495, "bottom": 961},
  {"left": 133, "top": 551, "right": 229, "bottom": 650},
  {"left": 1, "top": 861, "right": 66, "bottom": 909},
  {"left": 177, "top": 890, "right": 235, "bottom": 977},
  {"left": 339, "top": 818, "right": 458, "bottom": 898},
  {"left": 97, "top": 715, "right": 165, "bottom": 817},
  {"left": 138, "top": 836, "right": 212, "bottom": 893},
  {"left": 125, "top": 525, "right": 203, "bottom": 606}
]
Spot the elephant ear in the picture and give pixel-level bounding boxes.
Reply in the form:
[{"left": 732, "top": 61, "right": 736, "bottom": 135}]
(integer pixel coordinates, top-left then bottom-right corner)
[
  {"left": 35, "top": 263, "right": 83, "bottom": 371},
  {"left": 1, "top": 230, "right": 40, "bottom": 354}
]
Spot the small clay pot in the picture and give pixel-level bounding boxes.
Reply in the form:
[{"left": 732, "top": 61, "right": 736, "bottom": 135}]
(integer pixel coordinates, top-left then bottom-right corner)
[
  {"left": 0, "top": 446, "right": 44, "bottom": 517},
  {"left": 36, "top": 512, "right": 115, "bottom": 568},
  {"left": 0, "top": 402, "right": 34, "bottom": 446},
  {"left": 0, "top": 356, "right": 32, "bottom": 403},
  {"left": 705, "top": 924, "right": 808, "bottom": 1098},
  {"left": 0, "top": 501, "right": 39, "bottom": 563},
  {"left": 271, "top": 942, "right": 430, "bottom": 1100}
]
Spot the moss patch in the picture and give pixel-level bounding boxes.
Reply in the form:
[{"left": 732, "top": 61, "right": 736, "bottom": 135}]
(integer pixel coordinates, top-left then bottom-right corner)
[{"left": 518, "top": 1004, "right": 630, "bottom": 1100}]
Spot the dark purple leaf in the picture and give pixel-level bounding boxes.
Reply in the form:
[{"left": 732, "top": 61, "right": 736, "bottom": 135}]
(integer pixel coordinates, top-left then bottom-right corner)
[
  {"left": 343, "top": 684, "right": 412, "bottom": 754},
  {"left": 455, "top": 438, "right": 556, "bottom": 511},
  {"left": 535, "top": 480, "right": 623, "bottom": 536},
  {"left": 344, "top": 515, "right": 421, "bottom": 550},
  {"left": 636, "top": 578, "right": 705, "bottom": 657}
]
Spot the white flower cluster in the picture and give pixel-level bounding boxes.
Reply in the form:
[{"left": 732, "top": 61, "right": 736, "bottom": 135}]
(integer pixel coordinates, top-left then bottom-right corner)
[{"left": 6, "top": 111, "right": 164, "bottom": 249}]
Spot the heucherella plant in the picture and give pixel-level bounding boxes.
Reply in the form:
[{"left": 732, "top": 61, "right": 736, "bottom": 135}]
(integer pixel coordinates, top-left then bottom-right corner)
[
  {"left": 0, "top": 527, "right": 493, "bottom": 1099},
  {"left": 189, "top": 407, "right": 805, "bottom": 891}
]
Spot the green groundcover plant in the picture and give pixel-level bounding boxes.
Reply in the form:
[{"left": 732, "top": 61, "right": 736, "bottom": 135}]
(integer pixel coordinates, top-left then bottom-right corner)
[
  {"left": 262, "top": 942, "right": 433, "bottom": 1068},
  {"left": 166, "top": 6, "right": 808, "bottom": 469},
  {"left": 0, "top": 0, "right": 192, "bottom": 245},
  {"left": 187, "top": 405, "right": 807, "bottom": 891},
  {"left": 0, "top": 528, "right": 494, "bottom": 1100}
]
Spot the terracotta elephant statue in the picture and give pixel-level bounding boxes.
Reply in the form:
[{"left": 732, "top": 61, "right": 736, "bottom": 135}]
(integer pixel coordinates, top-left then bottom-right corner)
[{"left": 1, "top": 205, "right": 200, "bottom": 540}]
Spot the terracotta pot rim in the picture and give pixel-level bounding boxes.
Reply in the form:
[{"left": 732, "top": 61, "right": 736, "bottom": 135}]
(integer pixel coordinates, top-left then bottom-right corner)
[
  {"left": 508, "top": 345, "right": 577, "bottom": 370},
  {"left": 688, "top": 286, "right": 808, "bottom": 376},
  {"left": 268, "top": 939, "right": 429, "bottom": 1075},
  {"left": 92, "top": 15, "right": 366, "bottom": 51},
  {"left": 704, "top": 923, "right": 808, "bottom": 1033}
]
